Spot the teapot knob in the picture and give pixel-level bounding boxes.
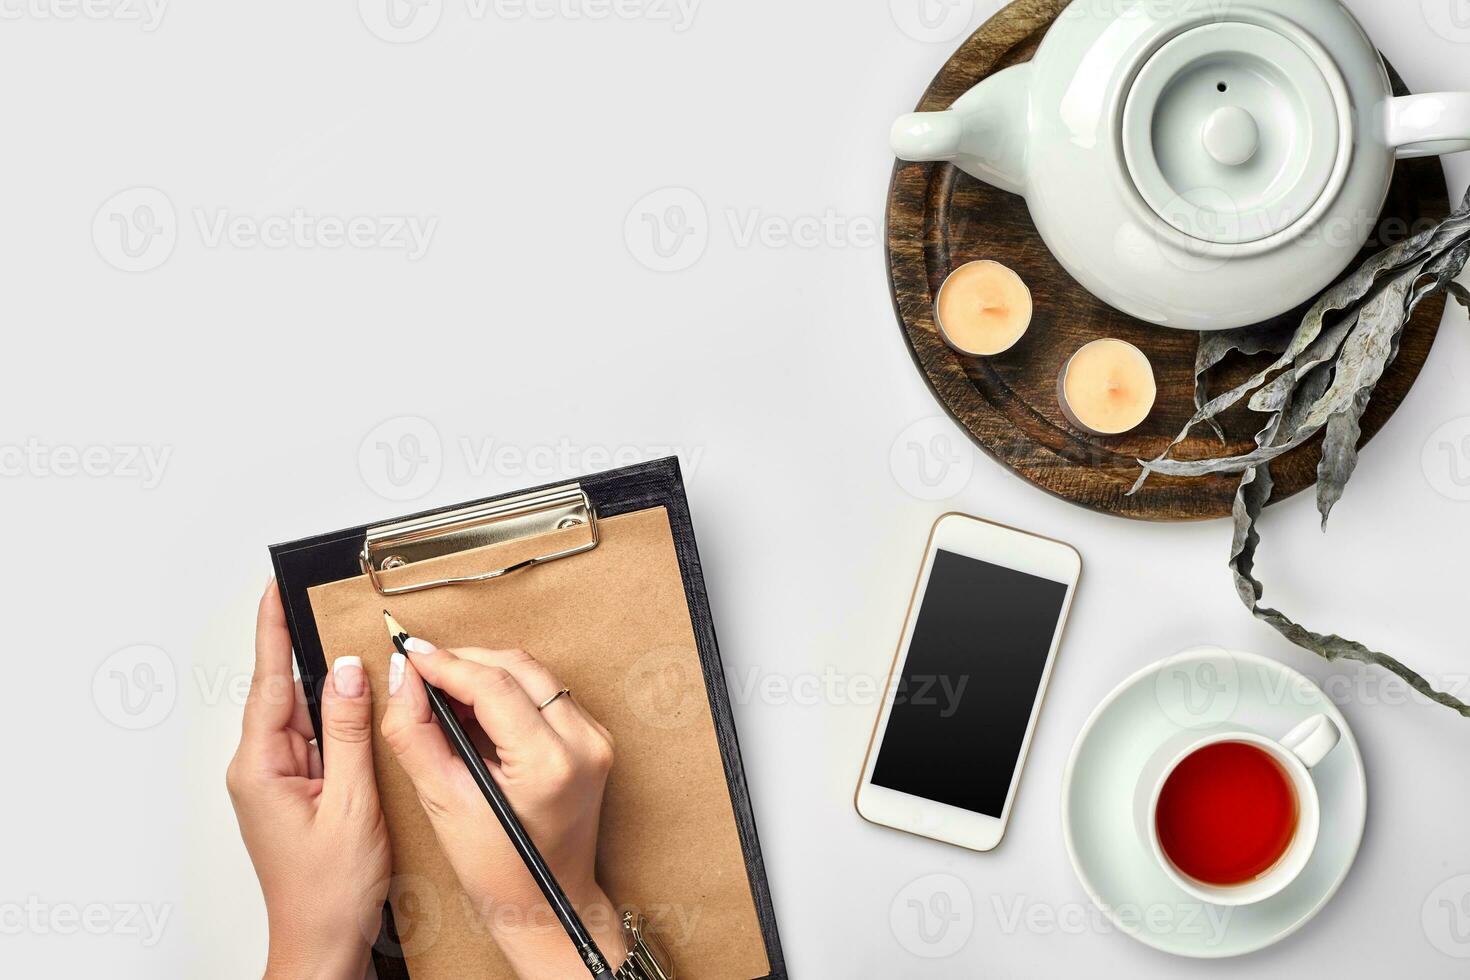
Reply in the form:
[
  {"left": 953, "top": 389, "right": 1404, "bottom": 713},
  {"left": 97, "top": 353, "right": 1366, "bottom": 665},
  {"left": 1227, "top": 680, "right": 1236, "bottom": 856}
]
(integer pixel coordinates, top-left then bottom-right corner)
[{"left": 1202, "top": 105, "right": 1259, "bottom": 167}]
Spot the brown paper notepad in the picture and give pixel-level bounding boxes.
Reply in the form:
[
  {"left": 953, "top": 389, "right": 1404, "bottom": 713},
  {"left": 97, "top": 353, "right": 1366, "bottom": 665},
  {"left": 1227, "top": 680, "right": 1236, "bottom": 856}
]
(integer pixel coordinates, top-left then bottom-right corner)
[{"left": 306, "top": 505, "right": 770, "bottom": 979}]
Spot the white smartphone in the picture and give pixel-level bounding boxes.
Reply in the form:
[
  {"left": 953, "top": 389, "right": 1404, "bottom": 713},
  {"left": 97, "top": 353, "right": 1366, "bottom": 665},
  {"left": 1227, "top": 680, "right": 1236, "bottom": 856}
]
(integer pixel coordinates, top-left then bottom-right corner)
[{"left": 855, "top": 513, "right": 1081, "bottom": 851}]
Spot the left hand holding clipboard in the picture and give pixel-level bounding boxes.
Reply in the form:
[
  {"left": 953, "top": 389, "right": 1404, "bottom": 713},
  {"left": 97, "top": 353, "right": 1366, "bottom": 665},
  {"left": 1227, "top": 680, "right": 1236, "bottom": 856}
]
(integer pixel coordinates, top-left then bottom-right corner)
[{"left": 227, "top": 579, "right": 393, "bottom": 980}]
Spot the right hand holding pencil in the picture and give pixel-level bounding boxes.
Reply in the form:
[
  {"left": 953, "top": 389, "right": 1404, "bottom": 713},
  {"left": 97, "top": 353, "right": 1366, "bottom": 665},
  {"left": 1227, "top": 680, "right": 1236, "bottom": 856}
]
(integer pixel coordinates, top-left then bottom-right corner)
[{"left": 381, "top": 639, "right": 625, "bottom": 976}]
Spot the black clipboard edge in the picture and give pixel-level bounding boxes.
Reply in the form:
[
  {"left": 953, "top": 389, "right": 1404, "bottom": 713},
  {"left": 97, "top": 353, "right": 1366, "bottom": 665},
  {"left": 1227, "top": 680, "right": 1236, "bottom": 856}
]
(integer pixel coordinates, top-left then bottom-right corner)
[{"left": 267, "top": 457, "right": 787, "bottom": 980}]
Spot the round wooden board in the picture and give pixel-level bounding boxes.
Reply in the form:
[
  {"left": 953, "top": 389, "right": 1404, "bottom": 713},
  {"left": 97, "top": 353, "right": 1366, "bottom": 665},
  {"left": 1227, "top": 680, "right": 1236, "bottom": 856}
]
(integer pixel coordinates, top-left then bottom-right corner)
[{"left": 886, "top": 0, "right": 1449, "bottom": 521}]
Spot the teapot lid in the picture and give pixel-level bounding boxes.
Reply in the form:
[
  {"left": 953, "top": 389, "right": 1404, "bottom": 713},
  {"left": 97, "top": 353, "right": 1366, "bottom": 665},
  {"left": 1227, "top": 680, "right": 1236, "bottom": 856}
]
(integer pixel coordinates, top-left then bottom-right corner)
[{"left": 1121, "top": 21, "right": 1350, "bottom": 247}]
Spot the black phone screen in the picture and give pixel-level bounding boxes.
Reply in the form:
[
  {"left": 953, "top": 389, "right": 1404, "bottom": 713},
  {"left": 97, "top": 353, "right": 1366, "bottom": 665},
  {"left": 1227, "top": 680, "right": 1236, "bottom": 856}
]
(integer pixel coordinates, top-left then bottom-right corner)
[{"left": 870, "top": 549, "right": 1069, "bottom": 818}]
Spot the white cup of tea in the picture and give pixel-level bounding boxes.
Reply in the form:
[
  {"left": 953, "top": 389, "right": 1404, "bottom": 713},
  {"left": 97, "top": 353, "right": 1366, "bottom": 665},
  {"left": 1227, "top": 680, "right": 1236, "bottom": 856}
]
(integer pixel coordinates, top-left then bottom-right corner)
[{"left": 1133, "top": 715, "right": 1341, "bottom": 906}]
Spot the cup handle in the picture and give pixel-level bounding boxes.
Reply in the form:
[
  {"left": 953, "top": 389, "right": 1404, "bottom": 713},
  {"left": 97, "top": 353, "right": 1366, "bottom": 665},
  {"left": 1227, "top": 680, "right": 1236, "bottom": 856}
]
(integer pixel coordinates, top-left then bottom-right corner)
[{"left": 1280, "top": 714, "right": 1341, "bottom": 770}]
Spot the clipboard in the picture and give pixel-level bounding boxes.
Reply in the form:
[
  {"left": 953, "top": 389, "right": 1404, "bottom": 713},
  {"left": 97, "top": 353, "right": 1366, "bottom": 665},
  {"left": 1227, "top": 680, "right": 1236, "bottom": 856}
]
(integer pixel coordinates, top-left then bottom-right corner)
[{"left": 269, "top": 458, "right": 786, "bottom": 980}]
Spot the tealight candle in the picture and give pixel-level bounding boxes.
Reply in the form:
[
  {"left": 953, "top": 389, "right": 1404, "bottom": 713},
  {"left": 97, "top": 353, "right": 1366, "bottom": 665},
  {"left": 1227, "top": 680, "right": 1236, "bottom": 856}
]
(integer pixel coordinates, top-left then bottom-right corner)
[
  {"left": 934, "top": 260, "right": 1033, "bottom": 356},
  {"left": 1058, "top": 339, "right": 1157, "bottom": 435}
]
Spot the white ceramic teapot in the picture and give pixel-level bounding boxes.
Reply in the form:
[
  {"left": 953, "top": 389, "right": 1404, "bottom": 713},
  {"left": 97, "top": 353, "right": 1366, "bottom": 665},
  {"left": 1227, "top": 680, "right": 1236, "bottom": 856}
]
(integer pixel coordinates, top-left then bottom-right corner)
[{"left": 891, "top": 0, "right": 1470, "bottom": 331}]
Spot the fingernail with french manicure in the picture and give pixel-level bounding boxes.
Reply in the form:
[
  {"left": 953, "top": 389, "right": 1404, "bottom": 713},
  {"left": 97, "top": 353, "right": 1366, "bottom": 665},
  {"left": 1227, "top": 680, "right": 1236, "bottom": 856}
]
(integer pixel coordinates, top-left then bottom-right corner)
[
  {"left": 404, "top": 637, "right": 436, "bottom": 656},
  {"left": 388, "top": 652, "right": 407, "bottom": 696},
  {"left": 334, "top": 656, "right": 365, "bottom": 698}
]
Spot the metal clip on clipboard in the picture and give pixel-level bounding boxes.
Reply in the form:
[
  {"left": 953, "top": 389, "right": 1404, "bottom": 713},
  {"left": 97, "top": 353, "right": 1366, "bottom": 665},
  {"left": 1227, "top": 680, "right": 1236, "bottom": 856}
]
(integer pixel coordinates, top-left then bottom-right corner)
[{"left": 359, "top": 482, "right": 600, "bottom": 597}]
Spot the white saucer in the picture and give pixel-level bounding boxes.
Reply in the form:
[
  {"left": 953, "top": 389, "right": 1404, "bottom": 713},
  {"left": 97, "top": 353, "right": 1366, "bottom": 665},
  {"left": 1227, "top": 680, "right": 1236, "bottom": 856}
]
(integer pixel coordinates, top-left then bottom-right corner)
[{"left": 1061, "top": 647, "right": 1366, "bottom": 958}]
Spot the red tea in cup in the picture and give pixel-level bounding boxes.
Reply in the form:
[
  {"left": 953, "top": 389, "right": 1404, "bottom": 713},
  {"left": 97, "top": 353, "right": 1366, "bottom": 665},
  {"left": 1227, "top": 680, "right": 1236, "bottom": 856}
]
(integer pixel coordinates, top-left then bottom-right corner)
[{"left": 1154, "top": 740, "right": 1298, "bottom": 886}]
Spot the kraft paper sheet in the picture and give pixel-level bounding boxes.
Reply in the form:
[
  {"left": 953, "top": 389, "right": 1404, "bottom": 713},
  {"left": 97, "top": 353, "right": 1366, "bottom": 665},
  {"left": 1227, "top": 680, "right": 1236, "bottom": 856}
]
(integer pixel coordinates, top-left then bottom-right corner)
[{"left": 308, "top": 506, "right": 768, "bottom": 979}]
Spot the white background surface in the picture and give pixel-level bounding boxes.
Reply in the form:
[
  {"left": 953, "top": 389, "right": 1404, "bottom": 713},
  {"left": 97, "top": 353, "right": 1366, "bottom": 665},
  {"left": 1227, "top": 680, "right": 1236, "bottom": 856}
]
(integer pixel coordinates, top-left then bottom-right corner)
[{"left": 4, "top": 0, "right": 1470, "bottom": 976}]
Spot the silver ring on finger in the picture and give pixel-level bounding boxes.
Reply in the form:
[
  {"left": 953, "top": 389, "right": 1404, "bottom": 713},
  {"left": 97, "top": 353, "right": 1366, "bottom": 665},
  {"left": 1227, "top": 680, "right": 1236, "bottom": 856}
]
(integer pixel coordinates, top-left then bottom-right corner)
[{"left": 537, "top": 688, "right": 572, "bottom": 712}]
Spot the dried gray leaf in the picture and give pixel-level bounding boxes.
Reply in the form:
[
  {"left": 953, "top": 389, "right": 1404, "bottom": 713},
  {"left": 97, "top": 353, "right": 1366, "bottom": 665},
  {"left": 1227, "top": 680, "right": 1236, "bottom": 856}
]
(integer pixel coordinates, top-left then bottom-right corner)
[
  {"left": 1250, "top": 310, "right": 1361, "bottom": 418},
  {"left": 1194, "top": 326, "right": 1291, "bottom": 442},
  {"left": 1449, "top": 280, "right": 1469, "bottom": 310},
  {"left": 1133, "top": 188, "right": 1470, "bottom": 495},
  {"left": 1137, "top": 251, "right": 1448, "bottom": 482},
  {"left": 1162, "top": 184, "right": 1470, "bottom": 717},
  {"left": 1315, "top": 385, "right": 1373, "bottom": 527},
  {"left": 1316, "top": 239, "right": 1470, "bottom": 525},
  {"left": 1414, "top": 237, "right": 1470, "bottom": 311},
  {"left": 1228, "top": 368, "right": 1470, "bottom": 718},
  {"left": 1277, "top": 361, "right": 1335, "bottom": 447}
]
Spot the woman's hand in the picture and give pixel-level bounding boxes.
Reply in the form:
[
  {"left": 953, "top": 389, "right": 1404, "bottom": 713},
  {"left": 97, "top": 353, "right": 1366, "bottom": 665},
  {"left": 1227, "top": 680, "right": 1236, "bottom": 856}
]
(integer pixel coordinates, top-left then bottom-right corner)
[
  {"left": 227, "top": 580, "right": 392, "bottom": 980},
  {"left": 381, "top": 639, "right": 622, "bottom": 977}
]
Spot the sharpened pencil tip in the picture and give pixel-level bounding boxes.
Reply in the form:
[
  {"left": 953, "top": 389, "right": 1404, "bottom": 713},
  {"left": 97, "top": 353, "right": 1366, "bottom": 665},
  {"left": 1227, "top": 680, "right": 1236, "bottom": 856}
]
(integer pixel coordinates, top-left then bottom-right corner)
[{"left": 383, "top": 609, "right": 406, "bottom": 640}]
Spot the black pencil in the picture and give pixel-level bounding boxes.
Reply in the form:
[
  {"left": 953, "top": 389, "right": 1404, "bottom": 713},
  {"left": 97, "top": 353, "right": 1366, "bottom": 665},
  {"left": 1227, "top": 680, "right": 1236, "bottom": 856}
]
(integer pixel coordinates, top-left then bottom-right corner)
[{"left": 383, "top": 610, "right": 613, "bottom": 978}]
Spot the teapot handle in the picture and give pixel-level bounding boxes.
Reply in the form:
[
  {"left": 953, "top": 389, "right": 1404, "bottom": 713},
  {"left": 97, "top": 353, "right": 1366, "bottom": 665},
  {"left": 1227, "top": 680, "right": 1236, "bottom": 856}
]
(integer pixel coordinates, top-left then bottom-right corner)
[{"left": 1386, "top": 93, "right": 1470, "bottom": 159}]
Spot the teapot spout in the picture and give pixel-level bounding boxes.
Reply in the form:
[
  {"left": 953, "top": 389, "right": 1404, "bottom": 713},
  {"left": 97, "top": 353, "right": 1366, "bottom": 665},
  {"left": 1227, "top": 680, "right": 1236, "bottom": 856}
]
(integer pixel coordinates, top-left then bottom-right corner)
[
  {"left": 891, "top": 111, "right": 964, "bottom": 161},
  {"left": 889, "top": 63, "right": 1032, "bottom": 196}
]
